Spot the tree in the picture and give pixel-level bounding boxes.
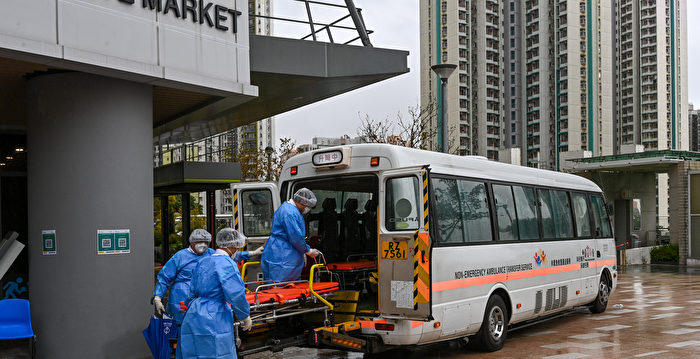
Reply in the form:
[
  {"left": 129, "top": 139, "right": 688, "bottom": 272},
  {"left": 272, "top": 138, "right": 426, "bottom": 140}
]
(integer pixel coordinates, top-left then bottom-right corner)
[
  {"left": 356, "top": 102, "right": 460, "bottom": 153},
  {"left": 154, "top": 194, "right": 206, "bottom": 252}
]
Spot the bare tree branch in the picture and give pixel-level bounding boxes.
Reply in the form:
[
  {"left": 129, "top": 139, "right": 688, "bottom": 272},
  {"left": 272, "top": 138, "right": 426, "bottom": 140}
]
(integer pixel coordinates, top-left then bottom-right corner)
[{"left": 356, "top": 113, "right": 393, "bottom": 143}]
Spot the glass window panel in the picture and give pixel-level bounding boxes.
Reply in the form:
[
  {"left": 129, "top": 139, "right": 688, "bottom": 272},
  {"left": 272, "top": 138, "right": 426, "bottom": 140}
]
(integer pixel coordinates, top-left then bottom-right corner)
[
  {"left": 433, "top": 178, "right": 465, "bottom": 244},
  {"left": 493, "top": 184, "right": 519, "bottom": 241},
  {"left": 691, "top": 216, "right": 700, "bottom": 258},
  {"left": 590, "top": 195, "right": 612, "bottom": 237},
  {"left": 458, "top": 180, "right": 492, "bottom": 242},
  {"left": 513, "top": 186, "right": 539, "bottom": 240},
  {"left": 691, "top": 174, "right": 700, "bottom": 214},
  {"left": 240, "top": 189, "right": 274, "bottom": 237},
  {"left": 552, "top": 190, "right": 574, "bottom": 238},
  {"left": 385, "top": 177, "right": 421, "bottom": 231},
  {"left": 538, "top": 189, "right": 556, "bottom": 239},
  {"left": 572, "top": 193, "right": 592, "bottom": 237}
]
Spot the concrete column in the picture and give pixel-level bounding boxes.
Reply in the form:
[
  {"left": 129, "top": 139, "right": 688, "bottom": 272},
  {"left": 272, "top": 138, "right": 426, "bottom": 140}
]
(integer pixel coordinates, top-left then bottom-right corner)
[
  {"left": 670, "top": 162, "right": 700, "bottom": 265},
  {"left": 26, "top": 72, "right": 152, "bottom": 358}
]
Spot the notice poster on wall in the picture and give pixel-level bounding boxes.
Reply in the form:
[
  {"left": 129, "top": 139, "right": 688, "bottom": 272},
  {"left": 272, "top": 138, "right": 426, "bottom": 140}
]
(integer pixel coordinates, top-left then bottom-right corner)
[
  {"left": 42, "top": 230, "right": 57, "bottom": 255},
  {"left": 97, "top": 229, "right": 130, "bottom": 255}
]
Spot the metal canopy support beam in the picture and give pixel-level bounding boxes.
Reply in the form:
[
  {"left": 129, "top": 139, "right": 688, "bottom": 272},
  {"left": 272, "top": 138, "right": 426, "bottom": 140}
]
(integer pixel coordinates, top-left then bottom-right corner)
[
  {"left": 344, "top": 0, "right": 372, "bottom": 47},
  {"left": 161, "top": 195, "right": 169, "bottom": 264},
  {"left": 182, "top": 193, "right": 191, "bottom": 249},
  {"left": 206, "top": 191, "right": 216, "bottom": 246}
]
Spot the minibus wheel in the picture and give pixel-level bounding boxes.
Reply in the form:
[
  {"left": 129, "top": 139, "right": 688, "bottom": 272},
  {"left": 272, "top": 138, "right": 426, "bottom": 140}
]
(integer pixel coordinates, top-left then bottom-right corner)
[
  {"left": 475, "top": 294, "right": 508, "bottom": 352},
  {"left": 589, "top": 272, "right": 611, "bottom": 314}
]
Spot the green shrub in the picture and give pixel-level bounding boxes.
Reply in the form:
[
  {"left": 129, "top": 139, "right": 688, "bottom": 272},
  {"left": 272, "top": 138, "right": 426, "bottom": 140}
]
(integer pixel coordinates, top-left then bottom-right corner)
[{"left": 650, "top": 244, "right": 679, "bottom": 263}]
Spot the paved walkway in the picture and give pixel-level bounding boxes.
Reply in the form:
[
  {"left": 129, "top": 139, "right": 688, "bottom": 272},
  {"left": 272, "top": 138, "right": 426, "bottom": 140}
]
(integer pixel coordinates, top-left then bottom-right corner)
[{"left": 259, "top": 265, "right": 700, "bottom": 358}]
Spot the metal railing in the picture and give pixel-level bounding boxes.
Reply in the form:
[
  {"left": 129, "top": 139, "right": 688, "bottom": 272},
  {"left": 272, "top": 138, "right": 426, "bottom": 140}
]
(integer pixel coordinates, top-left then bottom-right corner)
[
  {"left": 252, "top": 0, "right": 373, "bottom": 46},
  {"left": 153, "top": 131, "right": 240, "bottom": 167}
]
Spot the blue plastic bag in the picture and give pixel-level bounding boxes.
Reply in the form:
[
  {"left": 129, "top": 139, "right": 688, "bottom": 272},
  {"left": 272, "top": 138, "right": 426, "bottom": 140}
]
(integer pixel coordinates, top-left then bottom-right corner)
[{"left": 143, "top": 315, "right": 177, "bottom": 359}]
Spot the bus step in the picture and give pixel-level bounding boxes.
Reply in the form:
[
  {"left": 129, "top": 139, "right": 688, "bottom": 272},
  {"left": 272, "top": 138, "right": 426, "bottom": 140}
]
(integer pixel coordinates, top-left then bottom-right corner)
[{"left": 310, "top": 326, "right": 366, "bottom": 352}]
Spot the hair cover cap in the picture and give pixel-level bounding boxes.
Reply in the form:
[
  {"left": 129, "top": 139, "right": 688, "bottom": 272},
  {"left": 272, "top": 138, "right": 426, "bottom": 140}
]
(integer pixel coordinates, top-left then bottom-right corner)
[
  {"left": 216, "top": 228, "right": 246, "bottom": 249},
  {"left": 293, "top": 188, "right": 317, "bottom": 208},
  {"left": 189, "top": 228, "right": 212, "bottom": 243}
]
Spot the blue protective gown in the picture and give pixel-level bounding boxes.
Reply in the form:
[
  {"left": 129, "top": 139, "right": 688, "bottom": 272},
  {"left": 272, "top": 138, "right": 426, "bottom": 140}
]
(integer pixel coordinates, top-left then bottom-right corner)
[
  {"left": 232, "top": 251, "right": 250, "bottom": 263},
  {"left": 261, "top": 200, "right": 310, "bottom": 282},
  {"left": 153, "top": 247, "right": 214, "bottom": 324},
  {"left": 179, "top": 250, "right": 251, "bottom": 359}
]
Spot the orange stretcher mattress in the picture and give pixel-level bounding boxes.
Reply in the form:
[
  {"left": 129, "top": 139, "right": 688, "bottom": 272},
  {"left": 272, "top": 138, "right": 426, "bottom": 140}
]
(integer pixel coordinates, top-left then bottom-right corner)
[
  {"left": 246, "top": 282, "right": 339, "bottom": 305},
  {"left": 326, "top": 260, "right": 376, "bottom": 271}
]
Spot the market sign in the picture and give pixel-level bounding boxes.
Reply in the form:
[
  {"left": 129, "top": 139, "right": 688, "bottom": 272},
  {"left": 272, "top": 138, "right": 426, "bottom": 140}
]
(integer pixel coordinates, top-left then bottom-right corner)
[
  {"left": 1, "top": 0, "right": 255, "bottom": 96},
  {"left": 117, "top": 0, "right": 242, "bottom": 33}
]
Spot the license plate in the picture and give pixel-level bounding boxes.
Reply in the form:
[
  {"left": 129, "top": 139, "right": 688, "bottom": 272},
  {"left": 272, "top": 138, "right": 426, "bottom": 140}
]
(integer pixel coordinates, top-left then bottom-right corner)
[{"left": 381, "top": 240, "right": 408, "bottom": 260}]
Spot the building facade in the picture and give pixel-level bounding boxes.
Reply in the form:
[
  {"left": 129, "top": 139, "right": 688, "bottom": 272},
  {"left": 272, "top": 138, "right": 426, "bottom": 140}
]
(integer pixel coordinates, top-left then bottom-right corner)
[
  {"left": 421, "top": 0, "right": 614, "bottom": 169},
  {"left": 521, "top": 0, "right": 614, "bottom": 170},
  {"left": 420, "top": 0, "right": 505, "bottom": 159},
  {"left": 216, "top": 0, "right": 275, "bottom": 215},
  {"left": 615, "top": 0, "right": 689, "bottom": 153},
  {"left": 690, "top": 104, "right": 700, "bottom": 152}
]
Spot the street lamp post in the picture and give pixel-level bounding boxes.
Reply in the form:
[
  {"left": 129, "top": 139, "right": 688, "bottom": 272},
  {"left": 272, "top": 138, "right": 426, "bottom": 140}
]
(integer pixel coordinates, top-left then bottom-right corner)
[
  {"left": 264, "top": 146, "right": 274, "bottom": 181},
  {"left": 431, "top": 64, "right": 457, "bottom": 153}
]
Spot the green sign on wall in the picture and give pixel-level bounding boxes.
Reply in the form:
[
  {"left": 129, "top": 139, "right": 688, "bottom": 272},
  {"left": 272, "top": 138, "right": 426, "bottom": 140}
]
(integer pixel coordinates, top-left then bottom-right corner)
[
  {"left": 97, "top": 229, "right": 130, "bottom": 255},
  {"left": 42, "top": 230, "right": 57, "bottom": 255}
]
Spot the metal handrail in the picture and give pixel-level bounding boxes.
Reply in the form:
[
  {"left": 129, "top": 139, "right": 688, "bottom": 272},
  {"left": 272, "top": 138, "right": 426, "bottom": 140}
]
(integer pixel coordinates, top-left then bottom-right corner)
[
  {"left": 250, "top": 0, "right": 372, "bottom": 47},
  {"left": 241, "top": 261, "right": 260, "bottom": 282},
  {"left": 309, "top": 263, "right": 334, "bottom": 310}
]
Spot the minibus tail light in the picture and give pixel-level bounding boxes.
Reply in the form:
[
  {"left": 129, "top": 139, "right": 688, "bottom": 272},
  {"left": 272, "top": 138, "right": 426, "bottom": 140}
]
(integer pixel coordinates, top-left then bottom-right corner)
[
  {"left": 375, "top": 323, "right": 394, "bottom": 331},
  {"left": 290, "top": 166, "right": 298, "bottom": 175},
  {"left": 370, "top": 157, "right": 380, "bottom": 166}
]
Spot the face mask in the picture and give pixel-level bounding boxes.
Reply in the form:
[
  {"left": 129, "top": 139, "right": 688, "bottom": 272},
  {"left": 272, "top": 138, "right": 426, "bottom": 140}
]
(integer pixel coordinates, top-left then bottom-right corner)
[
  {"left": 302, "top": 206, "right": 311, "bottom": 215},
  {"left": 194, "top": 243, "right": 208, "bottom": 255}
]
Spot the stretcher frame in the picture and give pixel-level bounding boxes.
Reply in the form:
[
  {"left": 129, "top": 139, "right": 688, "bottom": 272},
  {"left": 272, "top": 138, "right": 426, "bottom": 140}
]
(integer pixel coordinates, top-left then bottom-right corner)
[{"left": 235, "top": 263, "right": 338, "bottom": 330}]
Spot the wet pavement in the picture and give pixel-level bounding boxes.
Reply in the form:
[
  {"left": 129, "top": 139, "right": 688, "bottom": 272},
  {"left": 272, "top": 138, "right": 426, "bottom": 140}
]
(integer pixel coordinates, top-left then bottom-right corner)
[{"left": 253, "top": 264, "right": 700, "bottom": 359}]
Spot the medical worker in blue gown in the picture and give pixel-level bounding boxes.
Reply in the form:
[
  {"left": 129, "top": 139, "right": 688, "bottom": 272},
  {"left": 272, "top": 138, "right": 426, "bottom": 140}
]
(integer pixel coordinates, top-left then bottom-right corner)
[
  {"left": 261, "top": 188, "right": 322, "bottom": 283},
  {"left": 152, "top": 228, "right": 214, "bottom": 324},
  {"left": 179, "top": 228, "right": 252, "bottom": 359}
]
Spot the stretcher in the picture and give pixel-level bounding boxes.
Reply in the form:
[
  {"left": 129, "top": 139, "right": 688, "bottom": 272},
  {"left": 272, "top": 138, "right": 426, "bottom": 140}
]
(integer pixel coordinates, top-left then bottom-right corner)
[
  {"left": 327, "top": 259, "right": 376, "bottom": 271},
  {"left": 246, "top": 281, "right": 339, "bottom": 307},
  {"left": 326, "top": 258, "right": 377, "bottom": 293},
  {"left": 238, "top": 263, "right": 340, "bottom": 332}
]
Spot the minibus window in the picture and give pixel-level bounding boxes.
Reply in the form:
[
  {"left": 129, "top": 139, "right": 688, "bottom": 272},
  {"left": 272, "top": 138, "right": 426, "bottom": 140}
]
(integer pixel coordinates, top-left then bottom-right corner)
[
  {"left": 385, "top": 177, "right": 420, "bottom": 231},
  {"left": 240, "top": 189, "right": 274, "bottom": 237},
  {"left": 572, "top": 193, "right": 592, "bottom": 237},
  {"left": 590, "top": 195, "right": 612, "bottom": 238}
]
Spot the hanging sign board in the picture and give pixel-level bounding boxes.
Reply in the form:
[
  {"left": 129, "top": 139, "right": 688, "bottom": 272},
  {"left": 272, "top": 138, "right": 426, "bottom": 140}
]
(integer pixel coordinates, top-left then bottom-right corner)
[
  {"left": 97, "top": 229, "right": 131, "bottom": 255},
  {"left": 42, "top": 230, "right": 57, "bottom": 255}
]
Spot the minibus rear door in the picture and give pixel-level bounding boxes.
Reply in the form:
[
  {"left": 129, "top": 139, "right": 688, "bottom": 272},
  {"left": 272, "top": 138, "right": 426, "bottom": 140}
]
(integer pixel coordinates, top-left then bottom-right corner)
[
  {"left": 378, "top": 168, "right": 432, "bottom": 320},
  {"left": 231, "top": 182, "right": 280, "bottom": 281}
]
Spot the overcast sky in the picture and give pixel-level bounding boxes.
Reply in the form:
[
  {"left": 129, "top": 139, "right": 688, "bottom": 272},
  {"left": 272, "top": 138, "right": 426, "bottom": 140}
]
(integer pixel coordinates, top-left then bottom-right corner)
[{"left": 272, "top": 0, "right": 699, "bottom": 147}]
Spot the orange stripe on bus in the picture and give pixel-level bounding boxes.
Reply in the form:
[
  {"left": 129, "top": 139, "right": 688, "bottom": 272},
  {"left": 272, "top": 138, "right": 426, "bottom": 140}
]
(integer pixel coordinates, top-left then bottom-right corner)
[
  {"left": 591, "top": 259, "right": 616, "bottom": 267},
  {"left": 432, "top": 259, "right": 615, "bottom": 293},
  {"left": 412, "top": 321, "right": 424, "bottom": 329}
]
